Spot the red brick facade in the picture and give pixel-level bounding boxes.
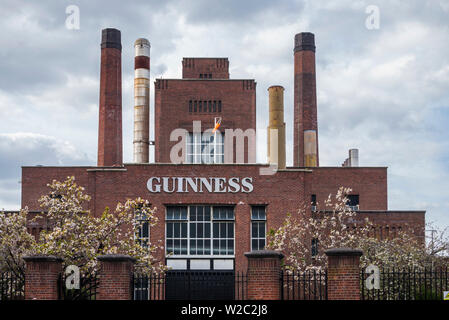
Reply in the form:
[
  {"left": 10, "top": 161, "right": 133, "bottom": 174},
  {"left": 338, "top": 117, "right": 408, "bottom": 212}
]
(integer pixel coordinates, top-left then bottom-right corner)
[
  {"left": 21, "top": 164, "right": 425, "bottom": 272},
  {"left": 154, "top": 58, "right": 256, "bottom": 164}
]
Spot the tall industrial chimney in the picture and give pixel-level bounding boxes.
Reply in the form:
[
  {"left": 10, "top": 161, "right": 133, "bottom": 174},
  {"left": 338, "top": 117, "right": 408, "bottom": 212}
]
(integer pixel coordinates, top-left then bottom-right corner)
[
  {"left": 133, "top": 38, "right": 151, "bottom": 163},
  {"left": 293, "top": 32, "right": 319, "bottom": 167},
  {"left": 267, "top": 86, "right": 286, "bottom": 170},
  {"left": 98, "top": 28, "right": 123, "bottom": 166}
]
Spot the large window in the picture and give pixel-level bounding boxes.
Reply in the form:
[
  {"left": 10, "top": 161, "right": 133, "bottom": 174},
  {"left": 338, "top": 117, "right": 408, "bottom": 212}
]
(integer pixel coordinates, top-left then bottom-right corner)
[
  {"left": 166, "top": 205, "right": 234, "bottom": 256},
  {"left": 251, "top": 206, "right": 266, "bottom": 251},
  {"left": 186, "top": 132, "right": 224, "bottom": 164}
]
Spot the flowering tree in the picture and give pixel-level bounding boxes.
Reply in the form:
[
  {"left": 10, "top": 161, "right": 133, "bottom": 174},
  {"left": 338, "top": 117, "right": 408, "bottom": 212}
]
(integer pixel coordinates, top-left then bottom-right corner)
[
  {"left": 267, "top": 187, "right": 448, "bottom": 271},
  {"left": 0, "top": 209, "right": 36, "bottom": 281},
  {"left": 0, "top": 176, "right": 165, "bottom": 281}
]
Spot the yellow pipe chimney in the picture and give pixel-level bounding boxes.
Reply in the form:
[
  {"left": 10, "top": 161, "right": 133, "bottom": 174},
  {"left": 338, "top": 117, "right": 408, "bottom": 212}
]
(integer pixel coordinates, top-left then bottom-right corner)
[{"left": 267, "top": 85, "right": 286, "bottom": 170}]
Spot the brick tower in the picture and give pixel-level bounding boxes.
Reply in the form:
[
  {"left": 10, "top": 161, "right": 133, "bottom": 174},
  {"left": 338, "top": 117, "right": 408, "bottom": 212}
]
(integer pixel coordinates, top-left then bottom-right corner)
[
  {"left": 98, "top": 28, "right": 123, "bottom": 166},
  {"left": 293, "top": 32, "right": 319, "bottom": 167}
]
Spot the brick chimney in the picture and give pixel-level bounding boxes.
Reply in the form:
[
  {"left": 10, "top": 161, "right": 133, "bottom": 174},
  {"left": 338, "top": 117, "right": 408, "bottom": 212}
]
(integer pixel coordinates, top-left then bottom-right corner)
[
  {"left": 293, "top": 32, "right": 319, "bottom": 167},
  {"left": 98, "top": 28, "right": 123, "bottom": 167}
]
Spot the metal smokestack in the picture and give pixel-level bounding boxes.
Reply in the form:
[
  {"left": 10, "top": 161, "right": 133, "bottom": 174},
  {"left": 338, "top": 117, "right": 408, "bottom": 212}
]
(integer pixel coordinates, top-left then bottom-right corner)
[
  {"left": 133, "top": 38, "right": 151, "bottom": 163},
  {"left": 267, "top": 85, "right": 286, "bottom": 170},
  {"left": 349, "top": 148, "right": 359, "bottom": 167},
  {"left": 98, "top": 28, "right": 122, "bottom": 166}
]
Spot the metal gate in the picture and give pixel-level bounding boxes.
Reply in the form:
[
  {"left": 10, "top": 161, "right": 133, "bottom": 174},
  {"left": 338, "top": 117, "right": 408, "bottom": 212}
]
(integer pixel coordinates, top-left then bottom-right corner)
[{"left": 166, "top": 270, "right": 235, "bottom": 300}]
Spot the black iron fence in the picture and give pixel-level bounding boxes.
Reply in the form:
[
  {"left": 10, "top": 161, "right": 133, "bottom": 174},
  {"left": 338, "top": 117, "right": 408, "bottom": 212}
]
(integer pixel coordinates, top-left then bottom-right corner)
[
  {"left": 133, "top": 271, "right": 247, "bottom": 300},
  {"left": 0, "top": 271, "right": 25, "bottom": 300},
  {"left": 58, "top": 272, "right": 99, "bottom": 300},
  {"left": 361, "top": 267, "right": 449, "bottom": 300},
  {"left": 280, "top": 269, "right": 328, "bottom": 300}
]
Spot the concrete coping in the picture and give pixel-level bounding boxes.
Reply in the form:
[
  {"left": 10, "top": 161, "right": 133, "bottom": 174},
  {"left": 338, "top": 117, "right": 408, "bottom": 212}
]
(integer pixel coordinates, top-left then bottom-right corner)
[
  {"left": 244, "top": 250, "right": 284, "bottom": 259},
  {"left": 325, "top": 248, "right": 363, "bottom": 257},
  {"left": 23, "top": 255, "right": 63, "bottom": 262},
  {"left": 97, "top": 254, "right": 137, "bottom": 263}
]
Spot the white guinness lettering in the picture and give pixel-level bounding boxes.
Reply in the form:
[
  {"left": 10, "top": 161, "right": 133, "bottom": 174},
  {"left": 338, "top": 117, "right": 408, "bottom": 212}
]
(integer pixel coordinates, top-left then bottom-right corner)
[{"left": 147, "top": 177, "right": 254, "bottom": 193}]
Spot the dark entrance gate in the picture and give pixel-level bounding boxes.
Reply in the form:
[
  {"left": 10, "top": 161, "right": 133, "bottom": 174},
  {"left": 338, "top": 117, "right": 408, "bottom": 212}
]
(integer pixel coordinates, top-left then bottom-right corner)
[{"left": 165, "top": 270, "right": 235, "bottom": 300}]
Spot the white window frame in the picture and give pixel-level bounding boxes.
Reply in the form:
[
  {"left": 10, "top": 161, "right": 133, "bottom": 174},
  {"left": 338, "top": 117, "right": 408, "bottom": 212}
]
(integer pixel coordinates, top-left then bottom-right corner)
[
  {"left": 165, "top": 205, "right": 235, "bottom": 258},
  {"left": 250, "top": 206, "right": 267, "bottom": 251}
]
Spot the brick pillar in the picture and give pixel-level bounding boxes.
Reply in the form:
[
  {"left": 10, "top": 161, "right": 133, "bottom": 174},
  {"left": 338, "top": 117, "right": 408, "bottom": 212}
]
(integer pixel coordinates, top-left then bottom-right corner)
[
  {"left": 244, "top": 250, "right": 283, "bottom": 300},
  {"left": 23, "top": 255, "right": 63, "bottom": 300},
  {"left": 97, "top": 254, "right": 135, "bottom": 300},
  {"left": 325, "top": 248, "right": 363, "bottom": 300}
]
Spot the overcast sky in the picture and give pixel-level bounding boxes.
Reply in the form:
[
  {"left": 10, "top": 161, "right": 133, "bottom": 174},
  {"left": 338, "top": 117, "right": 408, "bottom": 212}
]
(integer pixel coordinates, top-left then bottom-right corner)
[{"left": 0, "top": 0, "right": 448, "bottom": 229}]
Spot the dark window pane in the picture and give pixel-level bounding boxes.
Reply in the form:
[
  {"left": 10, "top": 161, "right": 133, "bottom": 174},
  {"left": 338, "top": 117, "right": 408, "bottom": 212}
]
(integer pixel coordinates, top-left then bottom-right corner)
[
  {"left": 167, "top": 208, "right": 173, "bottom": 220},
  {"left": 174, "top": 239, "right": 180, "bottom": 254},
  {"left": 190, "top": 206, "right": 196, "bottom": 221},
  {"left": 198, "top": 223, "right": 203, "bottom": 238},
  {"left": 142, "top": 222, "right": 149, "bottom": 238},
  {"left": 181, "top": 223, "right": 187, "bottom": 237},
  {"left": 220, "top": 240, "right": 226, "bottom": 254},
  {"left": 190, "top": 240, "right": 196, "bottom": 255},
  {"left": 228, "top": 240, "right": 233, "bottom": 254},
  {"left": 190, "top": 223, "right": 196, "bottom": 238},
  {"left": 204, "top": 240, "right": 211, "bottom": 255},
  {"left": 213, "top": 223, "right": 219, "bottom": 237},
  {"left": 220, "top": 223, "right": 226, "bottom": 237},
  {"left": 213, "top": 207, "right": 219, "bottom": 220},
  {"left": 181, "top": 240, "right": 187, "bottom": 255},
  {"left": 181, "top": 207, "right": 187, "bottom": 219},
  {"left": 227, "top": 223, "right": 233, "bottom": 238},
  {"left": 189, "top": 100, "right": 192, "bottom": 112},
  {"left": 197, "top": 206, "right": 204, "bottom": 220},
  {"left": 204, "top": 206, "right": 210, "bottom": 220},
  {"left": 174, "top": 223, "right": 180, "bottom": 237},
  {"left": 252, "top": 222, "right": 258, "bottom": 237},
  {"left": 203, "top": 224, "right": 209, "bottom": 238},
  {"left": 259, "top": 223, "right": 265, "bottom": 237},
  {"left": 213, "top": 240, "right": 219, "bottom": 254},
  {"left": 259, "top": 239, "right": 265, "bottom": 250},
  {"left": 252, "top": 239, "right": 258, "bottom": 251},
  {"left": 199, "top": 101, "right": 202, "bottom": 112},
  {"left": 167, "top": 239, "right": 173, "bottom": 254}
]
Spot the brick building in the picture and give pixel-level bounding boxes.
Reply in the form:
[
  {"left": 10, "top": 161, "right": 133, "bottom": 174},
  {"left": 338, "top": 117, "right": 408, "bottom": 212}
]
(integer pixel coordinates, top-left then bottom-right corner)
[{"left": 21, "top": 28, "right": 425, "bottom": 273}]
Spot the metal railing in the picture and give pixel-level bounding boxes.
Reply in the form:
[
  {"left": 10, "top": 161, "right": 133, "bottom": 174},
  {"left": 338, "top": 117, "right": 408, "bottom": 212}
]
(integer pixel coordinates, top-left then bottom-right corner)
[
  {"left": 0, "top": 271, "right": 25, "bottom": 300},
  {"left": 58, "top": 273, "right": 99, "bottom": 300},
  {"left": 133, "top": 271, "right": 248, "bottom": 300},
  {"left": 280, "top": 269, "right": 328, "bottom": 300},
  {"left": 361, "top": 267, "right": 449, "bottom": 300}
]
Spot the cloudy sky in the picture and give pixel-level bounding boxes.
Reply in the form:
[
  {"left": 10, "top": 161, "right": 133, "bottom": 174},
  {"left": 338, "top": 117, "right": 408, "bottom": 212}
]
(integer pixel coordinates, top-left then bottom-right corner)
[{"left": 0, "top": 0, "right": 448, "bottom": 229}]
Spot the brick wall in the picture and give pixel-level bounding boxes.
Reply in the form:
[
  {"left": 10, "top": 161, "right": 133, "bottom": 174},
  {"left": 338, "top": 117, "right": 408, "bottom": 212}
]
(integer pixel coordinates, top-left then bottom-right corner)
[
  {"left": 245, "top": 251, "right": 283, "bottom": 300},
  {"left": 326, "top": 248, "right": 363, "bottom": 300},
  {"left": 23, "top": 255, "right": 62, "bottom": 300},
  {"left": 97, "top": 254, "right": 135, "bottom": 300}
]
